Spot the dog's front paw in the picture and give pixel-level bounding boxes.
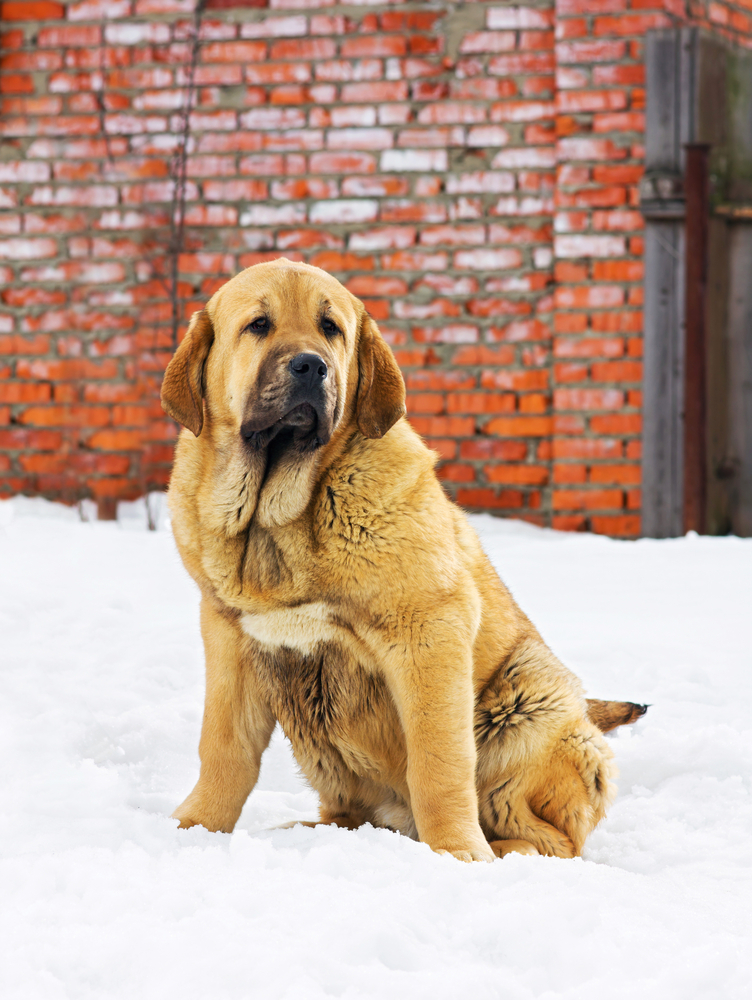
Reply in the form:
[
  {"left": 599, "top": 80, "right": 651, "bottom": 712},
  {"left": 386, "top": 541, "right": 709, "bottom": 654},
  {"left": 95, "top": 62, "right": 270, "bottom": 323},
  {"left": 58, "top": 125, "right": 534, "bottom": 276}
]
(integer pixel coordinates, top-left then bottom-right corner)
[
  {"left": 171, "top": 790, "right": 238, "bottom": 834},
  {"left": 172, "top": 807, "right": 199, "bottom": 830},
  {"left": 435, "top": 842, "right": 496, "bottom": 863}
]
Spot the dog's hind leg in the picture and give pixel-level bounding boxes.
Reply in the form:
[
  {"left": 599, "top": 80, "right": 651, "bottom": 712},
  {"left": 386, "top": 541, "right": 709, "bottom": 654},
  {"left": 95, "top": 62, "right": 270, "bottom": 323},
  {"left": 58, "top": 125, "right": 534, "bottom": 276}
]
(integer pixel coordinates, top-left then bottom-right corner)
[
  {"left": 527, "top": 727, "right": 617, "bottom": 856},
  {"left": 586, "top": 699, "right": 648, "bottom": 733},
  {"left": 480, "top": 723, "right": 616, "bottom": 858},
  {"left": 488, "top": 839, "right": 539, "bottom": 858},
  {"left": 485, "top": 793, "right": 578, "bottom": 858},
  {"left": 273, "top": 816, "right": 363, "bottom": 831}
]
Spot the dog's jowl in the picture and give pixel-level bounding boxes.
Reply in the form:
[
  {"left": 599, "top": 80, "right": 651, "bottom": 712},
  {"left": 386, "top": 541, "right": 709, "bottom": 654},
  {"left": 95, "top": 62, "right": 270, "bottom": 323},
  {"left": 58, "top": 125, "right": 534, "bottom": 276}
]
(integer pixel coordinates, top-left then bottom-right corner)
[{"left": 161, "top": 258, "right": 646, "bottom": 861}]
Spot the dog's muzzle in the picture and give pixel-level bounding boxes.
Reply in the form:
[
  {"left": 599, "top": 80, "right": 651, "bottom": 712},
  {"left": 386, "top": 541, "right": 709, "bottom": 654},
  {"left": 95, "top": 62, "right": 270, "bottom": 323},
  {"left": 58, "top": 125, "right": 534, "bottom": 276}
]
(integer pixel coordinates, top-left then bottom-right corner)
[{"left": 241, "top": 352, "right": 332, "bottom": 453}]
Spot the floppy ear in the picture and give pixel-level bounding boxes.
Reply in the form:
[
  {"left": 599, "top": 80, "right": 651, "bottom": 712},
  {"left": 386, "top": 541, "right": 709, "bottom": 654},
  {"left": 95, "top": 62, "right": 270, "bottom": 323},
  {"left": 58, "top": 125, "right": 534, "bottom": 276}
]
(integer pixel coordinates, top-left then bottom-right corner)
[
  {"left": 356, "top": 313, "right": 406, "bottom": 439},
  {"left": 160, "top": 309, "right": 214, "bottom": 437}
]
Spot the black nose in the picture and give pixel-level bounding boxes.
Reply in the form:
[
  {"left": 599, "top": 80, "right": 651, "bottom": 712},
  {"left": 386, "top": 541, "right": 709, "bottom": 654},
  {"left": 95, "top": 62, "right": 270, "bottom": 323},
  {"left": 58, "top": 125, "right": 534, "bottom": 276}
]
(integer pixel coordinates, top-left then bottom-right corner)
[{"left": 289, "top": 353, "right": 327, "bottom": 386}]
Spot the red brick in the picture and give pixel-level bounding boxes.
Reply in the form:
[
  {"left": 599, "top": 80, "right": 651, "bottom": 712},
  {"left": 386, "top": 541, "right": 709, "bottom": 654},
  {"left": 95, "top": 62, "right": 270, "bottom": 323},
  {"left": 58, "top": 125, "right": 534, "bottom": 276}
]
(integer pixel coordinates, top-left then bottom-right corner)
[
  {"left": 594, "top": 13, "right": 670, "bottom": 35},
  {"left": 552, "top": 515, "right": 587, "bottom": 532},
  {"left": 554, "top": 414, "right": 585, "bottom": 434},
  {"left": 438, "top": 463, "right": 476, "bottom": 483},
  {"left": 592, "top": 261, "right": 643, "bottom": 281},
  {"left": 553, "top": 438, "right": 623, "bottom": 459},
  {"left": 485, "top": 464, "right": 549, "bottom": 485},
  {"left": 382, "top": 251, "right": 448, "bottom": 271},
  {"left": 0, "top": 28, "right": 24, "bottom": 46},
  {"left": 451, "top": 79, "right": 518, "bottom": 101},
  {"left": 16, "top": 359, "right": 119, "bottom": 380},
  {"left": 0, "top": 383, "right": 52, "bottom": 403},
  {"left": 341, "top": 36, "right": 406, "bottom": 57},
  {"left": 467, "top": 299, "right": 533, "bottom": 319},
  {"left": 1, "top": 1, "right": 64, "bottom": 18},
  {"left": 308, "top": 252, "right": 374, "bottom": 272},
  {"left": 590, "top": 311, "right": 642, "bottom": 333},
  {"left": 480, "top": 369, "right": 549, "bottom": 391},
  {"left": 341, "top": 82, "right": 408, "bottom": 103},
  {"left": 460, "top": 439, "right": 527, "bottom": 461},
  {"left": 590, "top": 514, "right": 640, "bottom": 536},
  {"left": 341, "top": 177, "right": 408, "bottom": 197},
  {"left": 451, "top": 346, "right": 517, "bottom": 366},
  {"left": 519, "top": 393, "right": 549, "bottom": 413},
  {"left": 590, "top": 413, "right": 642, "bottom": 434},
  {"left": 393, "top": 298, "right": 460, "bottom": 319},
  {"left": 86, "top": 429, "right": 143, "bottom": 450},
  {"left": 406, "top": 393, "right": 445, "bottom": 415},
  {"left": 456, "top": 488, "right": 525, "bottom": 510},
  {"left": 409, "top": 416, "right": 476, "bottom": 437},
  {"left": 555, "top": 285, "right": 624, "bottom": 309},
  {"left": 446, "top": 392, "right": 515, "bottom": 414},
  {"left": 484, "top": 416, "right": 553, "bottom": 437},
  {"left": 552, "top": 488, "right": 623, "bottom": 510},
  {"left": 17, "top": 405, "right": 110, "bottom": 427},
  {"left": 557, "top": 40, "right": 627, "bottom": 63},
  {"left": 392, "top": 349, "right": 441, "bottom": 368},
  {"left": 589, "top": 464, "right": 641, "bottom": 484},
  {"left": 0, "top": 428, "right": 62, "bottom": 450},
  {"left": 381, "top": 201, "right": 447, "bottom": 223},
  {"left": 346, "top": 276, "right": 408, "bottom": 297},
  {"left": 593, "top": 113, "right": 645, "bottom": 134},
  {"left": 553, "top": 463, "right": 587, "bottom": 484},
  {"left": 557, "top": 90, "right": 627, "bottom": 113},
  {"left": 309, "top": 152, "right": 376, "bottom": 175},
  {"left": 591, "top": 360, "right": 642, "bottom": 381},
  {"left": 0, "top": 335, "right": 51, "bottom": 355},
  {"left": 554, "top": 362, "right": 588, "bottom": 383},
  {"left": 0, "top": 74, "right": 34, "bottom": 94},
  {"left": 413, "top": 325, "right": 479, "bottom": 345},
  {"left": 3, "top": 287, "right": 67, "bottom": 306},
  {"left": 555, "top": 388, "right": 624, "bottom": 410},
  {"left": 553, "top": 337, "right": 623, "bottom": 359}
]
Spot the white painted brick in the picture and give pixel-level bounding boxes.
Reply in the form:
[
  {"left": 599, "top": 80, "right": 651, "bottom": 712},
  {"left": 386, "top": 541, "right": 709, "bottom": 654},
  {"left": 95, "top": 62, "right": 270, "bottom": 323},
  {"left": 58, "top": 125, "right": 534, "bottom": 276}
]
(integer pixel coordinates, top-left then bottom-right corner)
[
  {"left": 554, "top": 235, "right": 627, "bottom": 258},
  {"left": 310, "top": 200, "right": 379, "bottom": 224},
  {"left": 380, "top": 150, "right": 448, "bottom": 172}
]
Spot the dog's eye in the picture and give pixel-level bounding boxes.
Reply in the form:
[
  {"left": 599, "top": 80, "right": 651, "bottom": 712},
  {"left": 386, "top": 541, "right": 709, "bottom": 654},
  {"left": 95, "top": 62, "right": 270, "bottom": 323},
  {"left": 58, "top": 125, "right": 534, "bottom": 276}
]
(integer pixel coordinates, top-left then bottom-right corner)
[
  {"left": 321, "top": 317, "right": 340, "bottom": 338},
  {"left": 244, "top": 316, "right": 270, "bottom": 336}
]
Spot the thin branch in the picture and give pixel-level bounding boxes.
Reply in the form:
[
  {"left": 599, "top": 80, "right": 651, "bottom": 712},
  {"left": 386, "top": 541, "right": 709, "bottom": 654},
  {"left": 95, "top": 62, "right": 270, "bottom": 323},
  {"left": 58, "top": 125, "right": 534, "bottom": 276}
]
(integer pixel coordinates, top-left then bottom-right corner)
[{"left": 168, "top": 0, "right": 206, "bottom": 349}]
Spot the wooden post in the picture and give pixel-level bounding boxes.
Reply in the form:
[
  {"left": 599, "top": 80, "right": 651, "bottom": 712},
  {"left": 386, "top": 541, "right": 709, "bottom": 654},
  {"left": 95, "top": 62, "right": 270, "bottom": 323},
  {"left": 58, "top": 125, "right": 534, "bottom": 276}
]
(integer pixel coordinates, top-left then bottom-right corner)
[
  {"left": 683, "top": 144, "right": 710, "bottom": 534},
  {"left": 97, "top": 497, "right": 118, "bottom": 521}
]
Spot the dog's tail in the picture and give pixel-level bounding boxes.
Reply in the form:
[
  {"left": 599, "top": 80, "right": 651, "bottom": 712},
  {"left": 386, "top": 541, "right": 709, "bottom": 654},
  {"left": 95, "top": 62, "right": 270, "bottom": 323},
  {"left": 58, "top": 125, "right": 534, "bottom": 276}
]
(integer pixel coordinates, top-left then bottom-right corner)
[{"left": 586, "top": 699, "right": 648, "bottom": 733}]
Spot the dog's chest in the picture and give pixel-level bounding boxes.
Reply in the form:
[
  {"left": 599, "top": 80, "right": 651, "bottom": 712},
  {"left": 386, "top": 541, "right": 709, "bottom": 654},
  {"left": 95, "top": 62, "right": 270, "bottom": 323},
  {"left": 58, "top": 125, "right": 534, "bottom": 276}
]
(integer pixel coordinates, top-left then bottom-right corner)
[
  {"left": 251, "top": 639, "right": 401, "bottom": 790},
  {"left": 241, "top": 602, "right": 339, "bottom": 655}
]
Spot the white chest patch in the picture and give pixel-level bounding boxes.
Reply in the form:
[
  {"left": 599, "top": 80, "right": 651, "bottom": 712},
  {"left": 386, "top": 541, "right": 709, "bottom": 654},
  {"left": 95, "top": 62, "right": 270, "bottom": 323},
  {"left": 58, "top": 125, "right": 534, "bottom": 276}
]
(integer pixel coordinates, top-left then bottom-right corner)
[{"left": 241, "top": 602, "right": 339, "bottom": 654}]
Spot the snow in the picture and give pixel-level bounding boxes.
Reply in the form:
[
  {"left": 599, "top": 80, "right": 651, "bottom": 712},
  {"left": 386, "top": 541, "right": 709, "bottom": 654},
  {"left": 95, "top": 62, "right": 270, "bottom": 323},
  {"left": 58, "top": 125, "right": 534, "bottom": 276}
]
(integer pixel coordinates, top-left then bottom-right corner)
[{"left": 1, "top": 495, "right": 750, "bottom": 1000}]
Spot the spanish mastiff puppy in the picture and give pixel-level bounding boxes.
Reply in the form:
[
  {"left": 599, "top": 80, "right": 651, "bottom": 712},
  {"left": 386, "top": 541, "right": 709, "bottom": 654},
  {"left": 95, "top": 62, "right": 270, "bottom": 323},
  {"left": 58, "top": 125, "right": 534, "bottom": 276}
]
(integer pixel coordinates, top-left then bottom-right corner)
[{"left": 161, "top": 258, "right": 646, "bottom": 862}]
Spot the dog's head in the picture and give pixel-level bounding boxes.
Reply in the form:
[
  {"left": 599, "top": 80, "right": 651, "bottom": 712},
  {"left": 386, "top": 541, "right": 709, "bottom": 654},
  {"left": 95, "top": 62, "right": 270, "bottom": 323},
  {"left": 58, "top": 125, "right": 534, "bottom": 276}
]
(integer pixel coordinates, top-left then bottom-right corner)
[{"left": 161, "top": 259, "right": 405, "bottom": 528}]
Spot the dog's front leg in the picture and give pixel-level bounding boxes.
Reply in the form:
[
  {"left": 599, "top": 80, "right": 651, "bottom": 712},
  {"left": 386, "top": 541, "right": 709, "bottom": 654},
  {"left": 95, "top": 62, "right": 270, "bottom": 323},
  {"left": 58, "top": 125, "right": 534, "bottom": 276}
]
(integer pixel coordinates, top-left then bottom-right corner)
[
  {"left": 173, "top": 596, "right": 275, "bottom": 834},
  {"left": 383, "top": 636, "right": 494, "bottom": 864}
]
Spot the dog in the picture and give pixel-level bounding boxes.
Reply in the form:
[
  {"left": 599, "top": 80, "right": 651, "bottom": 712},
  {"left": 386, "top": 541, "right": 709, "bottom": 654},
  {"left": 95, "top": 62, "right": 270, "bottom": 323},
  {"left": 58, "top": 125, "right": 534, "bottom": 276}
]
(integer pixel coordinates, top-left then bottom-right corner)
[{"left": 161, "top": 258, "right": 646, "bottom": 861}]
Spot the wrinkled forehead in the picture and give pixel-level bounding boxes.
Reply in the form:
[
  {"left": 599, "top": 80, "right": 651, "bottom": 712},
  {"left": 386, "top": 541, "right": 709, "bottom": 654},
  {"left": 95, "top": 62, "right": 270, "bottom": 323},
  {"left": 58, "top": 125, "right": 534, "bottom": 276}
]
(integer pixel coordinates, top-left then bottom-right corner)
[{"left": 208, "top": 261, "right": 359, "bottom": 332}]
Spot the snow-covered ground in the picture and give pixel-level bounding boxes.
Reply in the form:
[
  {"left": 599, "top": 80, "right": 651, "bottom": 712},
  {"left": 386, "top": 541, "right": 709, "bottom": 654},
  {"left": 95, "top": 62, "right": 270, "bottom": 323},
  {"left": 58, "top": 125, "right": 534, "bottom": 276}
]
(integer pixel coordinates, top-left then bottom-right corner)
[{"left": 1, "top": 495, "right": 750, "bottom": 1000}]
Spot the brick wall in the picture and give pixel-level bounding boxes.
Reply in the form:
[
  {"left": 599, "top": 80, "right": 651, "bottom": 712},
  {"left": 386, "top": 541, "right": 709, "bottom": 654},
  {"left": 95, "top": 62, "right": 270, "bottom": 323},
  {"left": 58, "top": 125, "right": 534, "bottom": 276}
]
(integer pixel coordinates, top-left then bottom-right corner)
[{"left": 1, "top": 0, "right": 749, "bottom": 532}]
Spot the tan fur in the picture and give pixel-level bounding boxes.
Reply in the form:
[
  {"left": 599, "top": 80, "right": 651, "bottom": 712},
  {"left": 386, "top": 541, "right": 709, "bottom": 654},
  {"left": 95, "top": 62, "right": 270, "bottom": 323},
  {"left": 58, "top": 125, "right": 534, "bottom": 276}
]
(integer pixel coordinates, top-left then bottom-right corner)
[{"left": 162, "top": 259, "right": 643, "bottom": 862}]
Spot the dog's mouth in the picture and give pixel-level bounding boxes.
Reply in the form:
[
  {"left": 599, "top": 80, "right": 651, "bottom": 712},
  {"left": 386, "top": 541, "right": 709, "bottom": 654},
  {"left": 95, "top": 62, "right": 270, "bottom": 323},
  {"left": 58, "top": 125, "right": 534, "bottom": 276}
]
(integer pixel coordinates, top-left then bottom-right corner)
[{"left": 241, "top": 402, "right": 326, "bottom": 457}]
